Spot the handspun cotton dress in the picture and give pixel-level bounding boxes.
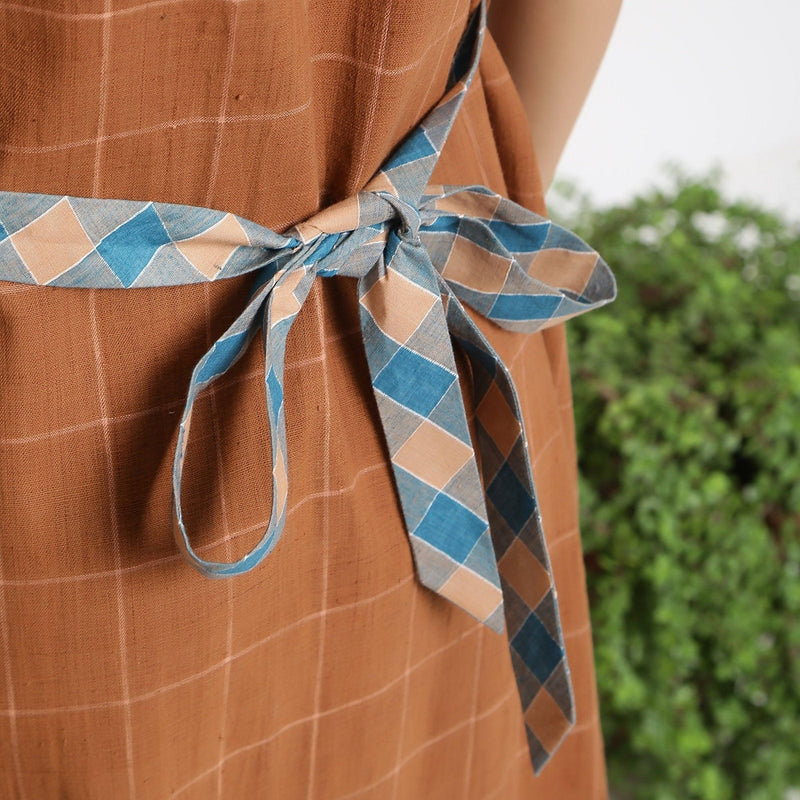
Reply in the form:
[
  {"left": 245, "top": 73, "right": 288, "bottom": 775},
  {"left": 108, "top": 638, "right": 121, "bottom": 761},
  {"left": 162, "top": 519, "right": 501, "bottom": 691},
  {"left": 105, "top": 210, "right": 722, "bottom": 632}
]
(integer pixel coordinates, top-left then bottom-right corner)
[{"left": 0, "top": 0, "right": 608, "bottom": 797}]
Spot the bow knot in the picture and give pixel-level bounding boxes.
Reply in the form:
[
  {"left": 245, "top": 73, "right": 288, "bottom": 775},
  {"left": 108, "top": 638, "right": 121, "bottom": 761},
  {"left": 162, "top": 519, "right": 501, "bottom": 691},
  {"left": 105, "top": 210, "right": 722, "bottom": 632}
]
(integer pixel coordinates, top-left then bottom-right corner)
[{"left": 371, "top": 191, "right": 422, "bottom": 243}]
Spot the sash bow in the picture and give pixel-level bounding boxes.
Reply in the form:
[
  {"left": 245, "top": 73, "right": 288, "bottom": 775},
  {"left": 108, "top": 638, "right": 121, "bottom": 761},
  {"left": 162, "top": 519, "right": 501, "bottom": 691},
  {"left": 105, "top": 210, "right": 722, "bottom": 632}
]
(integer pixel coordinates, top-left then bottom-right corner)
[{"left": 0, "top": 0, "right": 615, "bottom": 773}]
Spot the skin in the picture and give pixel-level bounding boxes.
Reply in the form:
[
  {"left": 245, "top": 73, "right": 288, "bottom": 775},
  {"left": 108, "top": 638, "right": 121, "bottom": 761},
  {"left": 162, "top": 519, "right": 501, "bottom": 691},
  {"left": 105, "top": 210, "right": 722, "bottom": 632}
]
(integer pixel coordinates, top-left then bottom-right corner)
[{"left": 488, "top": 0, "right": 624, "bottom": 191}]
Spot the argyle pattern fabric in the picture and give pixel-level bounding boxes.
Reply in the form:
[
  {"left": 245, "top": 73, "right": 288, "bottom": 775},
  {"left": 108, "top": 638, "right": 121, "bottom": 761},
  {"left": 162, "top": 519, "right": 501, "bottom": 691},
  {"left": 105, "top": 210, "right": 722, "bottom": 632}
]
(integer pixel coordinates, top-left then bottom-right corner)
[{"left": 0, "top": 0, "right": 615, "bottom": 774}]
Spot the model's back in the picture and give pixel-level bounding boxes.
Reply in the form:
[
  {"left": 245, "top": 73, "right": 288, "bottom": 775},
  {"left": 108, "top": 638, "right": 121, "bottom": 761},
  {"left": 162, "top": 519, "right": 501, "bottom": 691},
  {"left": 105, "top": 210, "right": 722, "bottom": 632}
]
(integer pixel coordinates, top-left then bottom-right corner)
[
  {"left": 0, "top": 1, "right": 607, "bottom": 797},
  {"left": 1, "top": 0, "right": 478, "bottom": 225}
]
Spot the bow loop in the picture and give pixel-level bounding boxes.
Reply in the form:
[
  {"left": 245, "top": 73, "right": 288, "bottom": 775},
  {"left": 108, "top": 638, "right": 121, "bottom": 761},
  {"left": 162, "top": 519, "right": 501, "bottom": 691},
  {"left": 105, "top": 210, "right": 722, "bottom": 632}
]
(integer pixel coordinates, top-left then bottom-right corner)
[
  {"left": 419, "top": 184, "right": 617, "bottom": 333},
  {"left": 172, "top": 269, "right": 285, "bottom": 576},
  {"left": 172, "top": 243, "right": 325, "bottom": 578}
]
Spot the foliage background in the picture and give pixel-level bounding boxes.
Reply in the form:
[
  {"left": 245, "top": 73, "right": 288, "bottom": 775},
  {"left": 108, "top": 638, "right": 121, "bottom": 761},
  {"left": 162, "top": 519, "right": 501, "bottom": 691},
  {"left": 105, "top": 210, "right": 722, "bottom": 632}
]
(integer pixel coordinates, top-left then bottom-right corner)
[{"left": 552, "top": 173, "right": 800, "bottom": 799}]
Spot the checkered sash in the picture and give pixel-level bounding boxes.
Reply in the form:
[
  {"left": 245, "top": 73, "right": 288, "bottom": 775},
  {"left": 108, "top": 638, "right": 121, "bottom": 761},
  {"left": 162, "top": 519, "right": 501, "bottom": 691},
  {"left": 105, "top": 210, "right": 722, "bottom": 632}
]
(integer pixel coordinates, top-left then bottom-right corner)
[{"left": 0, "top": 0, "right": 615, "bottom": 773}]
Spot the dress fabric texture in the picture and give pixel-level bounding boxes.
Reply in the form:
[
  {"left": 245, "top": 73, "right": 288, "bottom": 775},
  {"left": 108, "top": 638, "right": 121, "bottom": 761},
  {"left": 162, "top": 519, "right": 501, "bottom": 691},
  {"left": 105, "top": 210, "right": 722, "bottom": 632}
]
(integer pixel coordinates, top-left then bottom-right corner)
[{"left": 0, "top": 0, "right": 608, "bottom": 797}]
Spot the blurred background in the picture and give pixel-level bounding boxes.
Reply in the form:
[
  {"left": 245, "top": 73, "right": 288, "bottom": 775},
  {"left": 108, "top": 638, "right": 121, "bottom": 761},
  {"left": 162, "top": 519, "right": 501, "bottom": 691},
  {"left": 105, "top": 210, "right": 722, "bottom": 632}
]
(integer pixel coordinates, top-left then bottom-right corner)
[
  {"left": 550, "top": 0, "right": 800, "bottom": 222},
  {"left": 545, "top": 2, "right": 800, "bottom": 798}
]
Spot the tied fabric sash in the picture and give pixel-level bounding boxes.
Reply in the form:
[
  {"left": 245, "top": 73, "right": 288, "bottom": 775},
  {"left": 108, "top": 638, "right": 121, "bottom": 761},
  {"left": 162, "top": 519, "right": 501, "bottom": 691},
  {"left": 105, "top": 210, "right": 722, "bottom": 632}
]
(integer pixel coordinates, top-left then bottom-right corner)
[{"left": 0, "top": 0, "right": 615, "bottom": 774}]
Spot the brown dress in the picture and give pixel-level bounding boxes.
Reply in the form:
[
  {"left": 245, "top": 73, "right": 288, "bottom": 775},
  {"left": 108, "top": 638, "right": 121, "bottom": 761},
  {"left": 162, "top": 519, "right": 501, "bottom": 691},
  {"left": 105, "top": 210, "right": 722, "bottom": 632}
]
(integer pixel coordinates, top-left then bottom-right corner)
[{"left": 0, "top": 0, "right": 607, "bottom": 797}]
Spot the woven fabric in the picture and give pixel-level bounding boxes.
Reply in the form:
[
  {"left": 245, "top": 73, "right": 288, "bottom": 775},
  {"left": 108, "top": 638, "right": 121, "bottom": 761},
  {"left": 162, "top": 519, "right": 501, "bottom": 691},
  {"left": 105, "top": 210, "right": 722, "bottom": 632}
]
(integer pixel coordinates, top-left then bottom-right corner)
[
  {"left": 0, "top": 0, "right": 612, "bottom": 791},
  {"left": 0, "top": 3, "right": 614, "bottom": 774}
]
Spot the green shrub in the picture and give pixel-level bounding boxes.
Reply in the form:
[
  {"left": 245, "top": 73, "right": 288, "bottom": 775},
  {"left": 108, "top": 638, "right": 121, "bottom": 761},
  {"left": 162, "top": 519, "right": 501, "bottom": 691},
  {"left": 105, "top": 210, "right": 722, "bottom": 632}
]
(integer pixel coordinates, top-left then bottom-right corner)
[{"left": 555, "top": 172, "right": 800, "bottom": 800}]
